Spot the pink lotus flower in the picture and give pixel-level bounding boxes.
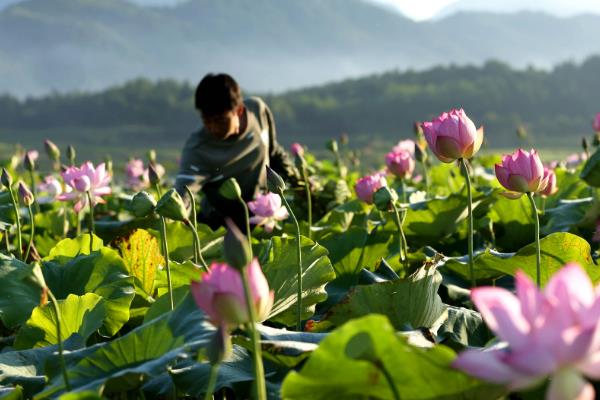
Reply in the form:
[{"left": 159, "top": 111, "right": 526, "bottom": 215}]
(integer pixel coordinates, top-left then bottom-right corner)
[
  {"left": 248, "top": 192, "right": 289, "bottom": 232},
  {"left": 58, "top": 162, "right": 111, "bottom": 212},
  {"left": 422, "top": 109, "right": 484, "bottom": 163},
  {"left": 454, "top": 263, "right": 600, "bottom": 400},
  {"left": 355, "top": 173, "right": 387, "bottom": 204},
  {"left": 191, "top": 259, "right": 274, "bottom": 328},
  {"left": 495, "top": 149, "right": 548, "bottom": 198},
  {"left": 290, "top": 143, "right": 304, "bottom": 157},
  {"left": 540, "top": 168, "right": 558, "bottom": 197},
  {"left": 37, "top": 175, "right": 65, "bottom": 204},
  {"left": 385, "top": 150, "right": 415, "bottom": 179},
  {"left": 593, "top": 112, "right": 600, "bottom": 132},
  {"left": 392, "top": 139, "right": 415, "bottom": 155},
  {"left": 125, "top": 159, "right": 146, "bottom": 189}
]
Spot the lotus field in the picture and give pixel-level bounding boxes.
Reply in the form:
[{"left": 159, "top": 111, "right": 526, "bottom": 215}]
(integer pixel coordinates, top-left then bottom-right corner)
[{"left": 2, "top": 109, "right": 600, "bottom": 400}]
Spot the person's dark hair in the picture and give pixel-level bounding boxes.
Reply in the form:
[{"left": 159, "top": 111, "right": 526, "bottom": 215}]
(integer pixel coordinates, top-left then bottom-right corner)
[{"left": 194, "top": 73, "right": 243, "bottom": 117}]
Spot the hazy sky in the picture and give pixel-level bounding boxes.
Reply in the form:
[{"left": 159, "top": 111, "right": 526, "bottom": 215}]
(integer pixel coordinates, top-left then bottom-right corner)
[{"left": 367, "top": 0, "right": 600, "bottom": 20}]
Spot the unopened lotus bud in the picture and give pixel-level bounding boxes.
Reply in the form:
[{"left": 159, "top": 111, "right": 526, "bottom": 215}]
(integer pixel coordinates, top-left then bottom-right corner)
[
  {"left": 224, "top": 218, "right": 252, "bottom": 270},
  {"left": 207, "top": 326, "right": 232, "bottom": 365},
  {"left": 155, "top": 189, "right": 188, "bottom": 222},
  {"left": 24, "top": 152, "right": 36, "bottom": 172},
  {"left": 326, "top": 139, "right": 338, "bottom": 153},
  {"left": 104, "top": 155, "right": 113, "bottom": 176},
  {"left": 373, "top": 186, "right": 397, "bottom": 211},
  {"left": 66, "top": 145, "right": 76, "bottom": 166},
  {"left": 1, "top": 168, "right": 13, "bottom": 188},
  {"left": 44, "top": 140, "right": 61, "bottom": 163},
  {"left": 516, "top": 126, "right": 528, "bottom": 140},
  {"left": 582, "top": 137, "right": 590, "bottom": 153},
  {"left": 147, "top": 149, "right": 157, "bottom": 164},
  {"left": 219, "top": 178, "right": 242, "bottom": 200},
  {"left": 294, "top": 153, "right": 307, "bottom": 170},
  {"left": 415, "top": 142, "right": 428, "bottom": 163},
  {"left": 131, "top": 191, "right": 156, "bottom": 217},
  {"left": 339, "top": 133, "right": 349, "bottom": 146},
  {"left": 413, "top": 121, "right": 424, "bottom": 138},
  {"left": 266, "top": 165, "right": 285, "bottom": 193},
  {"left": 148, "top": 163, "right": 161, "bottom": 186},
  {"left": 18, "top": 181, "right": 34, "bottom": 206}
]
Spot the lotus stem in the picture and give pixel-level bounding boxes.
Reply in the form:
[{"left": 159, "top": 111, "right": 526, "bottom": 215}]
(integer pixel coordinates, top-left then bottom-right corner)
[
  {"left": 421, "top": 160, "right": 429, "bottom": 198},
  {"left": 278, "top": 189, "right": 303, "bottom": 331},
  {"left": 159, "top": 216, "right": 173, "bottom": 310},
  {"left": 460, "top": 158, "right": 475, "bottom": 288},
  {"left": 8, "top": 185, "right": 22, "bottom": 260},
  {"left": 391, "top": 201, "right": 408, "bottom": 268},
  {"left": 47, "top": 288, "right": 71, "bottom": 391},
  {"left": 300, "top": 165, "right": 312, "bottom": 239},
  {"left": 240, "top": 268, "right": 267, "bottom": 400},
  {"left": 24, "top": 204, "right": 35, "bottom": 261},
  {"left": 184, "top": 186, "right": 199, "bottom": 264},
  {"left": 527, "top": 192, "right": 541, "bottom": 287},
  {"left": 185, "top": 219, "right": 208, "bottom": 271},
  {"left": 204, "top": 363, "right": 220, "bottom": 400},
  {"left": 86, "top": 191, "right": 95, "bottom": 253},
  {"left": 376, "top": 361, "right": 401, "bottom": 400}
]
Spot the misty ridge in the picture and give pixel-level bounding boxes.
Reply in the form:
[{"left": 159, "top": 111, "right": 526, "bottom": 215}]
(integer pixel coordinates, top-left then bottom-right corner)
[{"left": 1, "top": 0, "right": 600, "bottom": 97}]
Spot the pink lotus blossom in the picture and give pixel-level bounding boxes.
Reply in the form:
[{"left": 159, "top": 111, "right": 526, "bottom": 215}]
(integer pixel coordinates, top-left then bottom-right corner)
[
  {"left": 125, "top": 159, "right": 146, "bottom": 189},
  {"left": 24, "top": 150, "right": 39, "bottom": 162},
  {"left": 540, "top": 168, "right": 558, "bottom": 197},
  {"left": 392, "top": 139, "right": 416, "bottom": 155},
  {"left": 355, "top": 173, "right": 387, "bottom": 204},
  {"left": 454, "top": 263, "right": 600, "bottom": 400},
  {"left": 495, "top": 149, "right": 548, "bottom": 198},
  {"left": 58, "top": 162, "right": 111, "bottom": 212},
  {"left": 593, "top": 112, "right": 600, "bottom": 132},
  {"left": 422, "top": 109, "right": 484, "bottom": 163},
  {"left": 37, "top": 175, "right": 65, "bottom": 204},
  {"left": 191, "top": 259, "right": 274, "bottom": 328},
  {"left": 248, "top": 192, "right": 289, "bottom": 232},
  {"left": 290, "top": 143, "right": 304, "bottom": 157},
  {"left": 385, "top": 150, "right": 415, "bottom": 180}
]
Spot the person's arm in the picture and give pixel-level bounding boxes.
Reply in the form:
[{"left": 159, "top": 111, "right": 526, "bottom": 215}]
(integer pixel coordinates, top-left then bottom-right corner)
[
  {"left": 174, "top": 135, "right": 210, "bottom": 202},
  {"left": 263, "top": 102, "right": 300, "bottom": 185}
]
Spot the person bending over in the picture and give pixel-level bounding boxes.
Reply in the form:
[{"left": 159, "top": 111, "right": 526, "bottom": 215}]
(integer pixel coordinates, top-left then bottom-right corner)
[{"left": 175, "top": 73, "right": 297, "bottom": 230}]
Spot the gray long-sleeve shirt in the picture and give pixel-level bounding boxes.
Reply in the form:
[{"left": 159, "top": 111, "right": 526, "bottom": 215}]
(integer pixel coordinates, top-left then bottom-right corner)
[{"left": 175, "top": 96, "right": 297, "bottom": 223}]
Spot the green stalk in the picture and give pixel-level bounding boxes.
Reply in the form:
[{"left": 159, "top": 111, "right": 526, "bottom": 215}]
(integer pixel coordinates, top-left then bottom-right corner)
[
  {"left": 159, "top": 217, "right": 174, "bottom": 310},
  {"left": 279, "top": 189, "right": 303, "bottom": 331},
  {"left": 527, "top": 192, "right": 541, "bottom": 287},
  {"left": 237, "top": 194, "right": 253, "bottom": 255},
  {"left": 28, "top": 170, "right": 40, "bottom": 213},
  {"left": 86, "top": 191, "right": 95, "bottom": 253},
  {"left": 376, "top": 361, "right": 401, "bottom": 400},
  {"left": 24, "top": 204, "right": 35, "bottom": 260},
  {"left": 62, "top": 205, "right": 68, "bottom": 239},
  {"left": 184, "top": 186, "right": 199, "bottom": 264},
  {"left": 460, "top": 158, "right": 475, "bottom": 288},
  {"left": 240, "top": 269, "right": 267, "bottom": 400},
  {"left": 4, "top": 231, "right": 10, "bottom": 256},
  {"left": 76, "top": 213, "right": 81, "bottom": 237},
  {"left": 541, "top": 196, "right": 547, "bottom": 215},
  {"left": 204, "top": 363, "right": 220, "bottom": 400},
  {"left": 185, "top": 219, "right": 208, "bottom": 271},
  {"left": 391, "top": 202, "right": 408, "bottom": 267},
  {"left": 421, "top": 160, "right": 430, "bottom": 198},
  {"left": 400, "top": 179, "right": 407, "bottom": 204},
  {"left": 47, "top": 289, "right": 71, "bottom": 391},
  {"left": 300, "top": 166, "right": 312, "bottom": 239},
  {"left": 8, "top": 186, "right": 22, "bottom": 260}
]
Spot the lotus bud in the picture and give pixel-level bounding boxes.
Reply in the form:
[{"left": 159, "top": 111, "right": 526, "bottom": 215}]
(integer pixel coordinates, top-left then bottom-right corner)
[
  {"left": 155, "top": 188, "right": 188, "bottom": 222},
  {"left": 218, "top": 178, "right": 242, "bottom": 200},
  {"left": 582, "top": 137, "right": 590, "bottom": 153},
  {"left": 148, "top": 163, "right": 161, "bottom": 186},
  {"left": 266, "top": 165, "right": 285, "bottom": 193},
  {"left": 66, "top": 145, "right": 76, "bottom": 166},
  {"left": 223, "top": 218, "right": 252, "bottom": 271},
  {"left": 1, "top": 168, "right": 13, "bottom": 188},
  {"left": 495, "top": 149, "right": 548, "bottom": 197},
  {"left": 290, "top": 143, "right": 304, "bottom": 157},
  {"left": 593, "top": 132, "right": 600, "bottom": 148},
  {"left": 373, "top": 186, "right": 397, "bottom": 212},
  {"left": 131, "top": 191, "right": 157, "bottom": 217},
  {"left": 294, "top": 153, "right": 307, "bottom": 170},
  {"left": 44, "top": 140, "right": 61, "bottom": 163},
  {"left": 104, "top": 155, "right": 113, "bottom": 176},
  {"left": 147, "top": 149, "right": 157, "bottom": 164},
  {"left": 207, "top": 326, "right": 232, "bottom": 365},
  {"left": 326, "top": 139, "right": 338, "bottom": 153},
  {"left": 415, "top": 142, "right": 428, "bottom": 163},
  {"left": 354, "top": 173, "right": 387, "bottom": 204},
  {"left": 18, "top": 181, "right": 34, "bottom": 206},
  {"left": 413, "top": 121, "right": 424, "bottom": 138},
  {"left": 24, "top": 151, "right": 37, "bottom": 172},
  {"left": 516, "top": 126, "right": 528, "bottom": 140},
  {"left": 340, "top": 133, "right": 349, "bottom": 146}
]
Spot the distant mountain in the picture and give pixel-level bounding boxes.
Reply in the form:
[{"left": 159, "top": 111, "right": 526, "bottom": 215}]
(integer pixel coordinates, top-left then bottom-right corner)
[{"left": 1, "top": 0, "right": 600, "bottom": 96}]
